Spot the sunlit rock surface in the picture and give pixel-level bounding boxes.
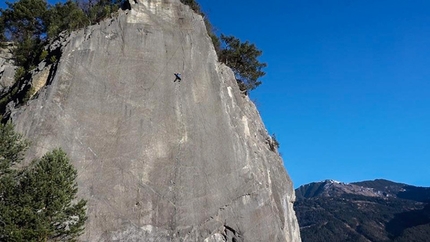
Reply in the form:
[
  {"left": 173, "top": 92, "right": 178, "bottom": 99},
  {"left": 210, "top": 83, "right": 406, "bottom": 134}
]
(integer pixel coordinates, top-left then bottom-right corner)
[
  {"left": 11, "top": 0, "right": 301, "bottom": 241},
  {"left": 0, "top": 43, "right": 16, "bottom": 93}
]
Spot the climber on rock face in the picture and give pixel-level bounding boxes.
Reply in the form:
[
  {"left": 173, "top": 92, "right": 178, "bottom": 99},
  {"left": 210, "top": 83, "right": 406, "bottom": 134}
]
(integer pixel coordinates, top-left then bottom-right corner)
[{"left": 174, "top": 73, "right": 182, "bottom": 82}]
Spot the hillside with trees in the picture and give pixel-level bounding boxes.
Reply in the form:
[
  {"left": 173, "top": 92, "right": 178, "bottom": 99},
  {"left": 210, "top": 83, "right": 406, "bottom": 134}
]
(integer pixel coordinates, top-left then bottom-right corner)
[{"left": 295, "top": 179, "right": 430, "bottom": 242}]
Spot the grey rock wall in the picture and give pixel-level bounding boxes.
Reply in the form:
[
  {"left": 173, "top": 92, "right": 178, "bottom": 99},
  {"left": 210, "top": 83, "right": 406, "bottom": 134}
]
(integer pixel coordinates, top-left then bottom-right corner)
[
  {"left": 0, "top": 43, "right": 16, "bottom": 93},
  {"left": 10, "top": 0, "right": 301, "bottom": 241}
]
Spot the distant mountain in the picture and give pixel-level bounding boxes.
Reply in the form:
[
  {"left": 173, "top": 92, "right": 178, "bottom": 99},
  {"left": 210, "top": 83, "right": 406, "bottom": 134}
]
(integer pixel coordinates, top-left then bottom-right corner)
[
  {"left": 353, "top": 179, "right": 430, "bottom": 203},
  {"left": 296, "top": 179, "right": 390, "bottom": 200},
  {"left": 295, "top": 179, "right": 430, "bottom": 242}
]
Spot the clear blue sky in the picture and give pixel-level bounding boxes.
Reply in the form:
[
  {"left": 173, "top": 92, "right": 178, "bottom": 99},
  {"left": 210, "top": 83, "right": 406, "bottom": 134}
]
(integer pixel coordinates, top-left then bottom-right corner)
[
  {"left": 2, "top": 0, "right": 429, "bottom": 188},
  {"left": 197, "top": 0, "right": 430, "bottom": 188}
]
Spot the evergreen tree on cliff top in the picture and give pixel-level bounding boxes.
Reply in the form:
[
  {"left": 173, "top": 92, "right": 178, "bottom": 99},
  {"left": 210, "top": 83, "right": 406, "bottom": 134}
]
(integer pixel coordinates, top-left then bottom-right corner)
[
  {"left": 1, "top": 0, "right": 48, "bottom": 68},
  {"left": 0, "top": 124, "right": 87, "bottom": 241},
  {"left": 180, "top": 0, "right": 266, "bottom": 93},
  {"left": 0, "top": 0, "right": 119, "bottom": 70},
  {"left": 219, "top": 34, "right": 267, "bottom": 92}
]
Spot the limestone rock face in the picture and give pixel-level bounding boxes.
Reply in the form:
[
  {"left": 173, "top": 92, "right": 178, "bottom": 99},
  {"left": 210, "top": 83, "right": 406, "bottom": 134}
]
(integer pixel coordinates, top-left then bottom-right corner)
[
  {"left": 10, "top": 0, "right": 301, "bottom": 241},
  {"left": 0, "top": 43, "right": 16, "bottom": 93}
]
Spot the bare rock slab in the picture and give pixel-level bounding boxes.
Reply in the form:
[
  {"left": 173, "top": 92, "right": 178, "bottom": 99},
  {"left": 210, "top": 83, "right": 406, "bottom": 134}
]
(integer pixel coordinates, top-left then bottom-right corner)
[{"left": 11, "top": 0, "right": 301, "bottom": 241}]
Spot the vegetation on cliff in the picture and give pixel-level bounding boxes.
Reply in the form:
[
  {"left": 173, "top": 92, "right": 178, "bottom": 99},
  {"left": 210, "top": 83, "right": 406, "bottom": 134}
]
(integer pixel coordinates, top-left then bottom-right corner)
[
  {"left": 0, "top": 0, "right": 121, "bottom": 76},
  {"left": 0, "top": 0, "right": 123, "bottom": 115},
  {"left": 180, "top": 0, "right": 267, "bottom": 93},
  {"left": 0, "top": 123, "right": 87, "bottom": 241},
  {"left": 0, "top": 0, "right": 266, "bottom": 94},
  {"left": 218, "top": 34, "right": 266, "bottom": 92}
]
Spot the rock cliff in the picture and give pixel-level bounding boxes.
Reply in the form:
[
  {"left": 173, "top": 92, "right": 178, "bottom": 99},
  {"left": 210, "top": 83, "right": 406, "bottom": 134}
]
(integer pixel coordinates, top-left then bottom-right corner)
[
  {"left": 9, "top": 0, "right": 301, "bottom": 241},
  {"left": 0, "top": 43, "right": 16, "bottom": 94}
]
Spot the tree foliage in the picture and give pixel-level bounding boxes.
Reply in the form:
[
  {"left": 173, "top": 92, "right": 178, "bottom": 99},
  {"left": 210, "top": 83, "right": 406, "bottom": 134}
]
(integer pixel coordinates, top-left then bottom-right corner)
[
  {"left": 0, "top": 0, "right": 121, "bottom": 73},
  {"left": 0, "top": 122, "right": 29, "bottom": 174},
  {"left": 1, "top": 0, "right": 48, "bottom": 42},
  {"left": 0, "top": 124, "right": 87, "bottom": 241},
  {"left": 1, "top": 0, "right": 48, "bottom": 68},
  {"left": 179, "top": 0, "right": 266, "bottom": 92},
  {"left": 0, "top": 14, "right": 6, "bottom": 44},
  {"left": 179, "top": 0, "right": 202, "bottom": 14},
  {"left": 219, "top": 34, "right": 266, "bottom": 92},
  {"left": 1, "top": 0, "right": 268, "bottom": 94},
  {"left": 75, "top": 0, "right": 121, "bottom": 25},
  {"left": 45, "top": 1, "right": 89, "bottom": 39},
  {"left": 0, "top": 0, "right": 122, "bottom": 113}
]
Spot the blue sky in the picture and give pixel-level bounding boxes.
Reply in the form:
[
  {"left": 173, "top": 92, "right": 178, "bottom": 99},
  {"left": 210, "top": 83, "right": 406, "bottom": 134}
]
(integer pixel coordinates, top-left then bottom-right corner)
[
  {"left": 197, "top": 0, "right": 430, "bottom": 187},
  {"left": 2, "top": 0, "right": 429, "bottom": 188}
]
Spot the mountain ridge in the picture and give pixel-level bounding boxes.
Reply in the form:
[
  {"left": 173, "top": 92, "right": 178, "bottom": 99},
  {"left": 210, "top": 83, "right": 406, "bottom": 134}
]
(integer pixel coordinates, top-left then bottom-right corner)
[
  {"left": 295, "top": 179, "right": 430, "bottom": 242},
  {"left": 296, "top": 179, "right": 430, "bottom": 202}
]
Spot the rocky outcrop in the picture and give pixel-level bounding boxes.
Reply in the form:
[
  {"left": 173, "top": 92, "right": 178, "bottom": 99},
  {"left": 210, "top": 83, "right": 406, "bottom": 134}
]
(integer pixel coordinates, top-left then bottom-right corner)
[
  {"left": 0, "top": 43, "right": 16, "bottom": 94},
  {"left": 10, "top": 0, "right": 301, "bottom": 241}
]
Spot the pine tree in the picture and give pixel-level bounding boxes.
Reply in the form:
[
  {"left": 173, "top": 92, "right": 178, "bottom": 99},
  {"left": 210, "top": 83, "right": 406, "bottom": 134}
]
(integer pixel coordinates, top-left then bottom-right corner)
[
  {"left": 1, "top": 0, "right": 48, "bottom": 41},
  {"left": 80, "top": 0, "right": 121, "bottom": 24},
  {"left": 0, "top": 123, "right": 29, "bottom": 175},
  {"left": 45, "top": 1, "right": 89, "bottom": 39},
  {"left": 219, "top": 34, "right": 267, "bottom": 92},
  {"left": 0, "top": 124, "right": 87, "bottom": 241},
  {"left": 17, "top": 149, "right": 87, "bottom": 241},
  {"left": 1, "top": 0, "right": 48, "bottom": 68}
]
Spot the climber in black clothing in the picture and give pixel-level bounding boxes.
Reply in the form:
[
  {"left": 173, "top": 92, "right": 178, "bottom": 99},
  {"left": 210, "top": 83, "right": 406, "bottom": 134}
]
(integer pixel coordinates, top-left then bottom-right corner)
[{"left": 174, "top": 73, "right": 182, "bottom": 82}]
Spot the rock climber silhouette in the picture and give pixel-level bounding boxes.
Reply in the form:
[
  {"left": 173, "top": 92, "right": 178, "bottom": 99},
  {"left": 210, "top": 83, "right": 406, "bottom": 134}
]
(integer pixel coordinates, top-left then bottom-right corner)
[{"left": 174, "top": 73, "right": 182, "bottom": 82}]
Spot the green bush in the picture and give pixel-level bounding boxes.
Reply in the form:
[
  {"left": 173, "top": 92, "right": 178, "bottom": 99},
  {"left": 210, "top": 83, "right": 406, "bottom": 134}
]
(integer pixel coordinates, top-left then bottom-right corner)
[
  {"left": 14, "top": 66, "right": 26, "bottom": 82},
  {"left": 22, "top": 86, "right": 36, "bottom": 103},
  {"left": 50, "top": 55, "right": 57, "bottom": 63},
  {"left": 267, "top": 133, "right": 279, "bottom": 151},
  {"left": 39, "top": 49, "right": 48, "bottom": 62}
]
